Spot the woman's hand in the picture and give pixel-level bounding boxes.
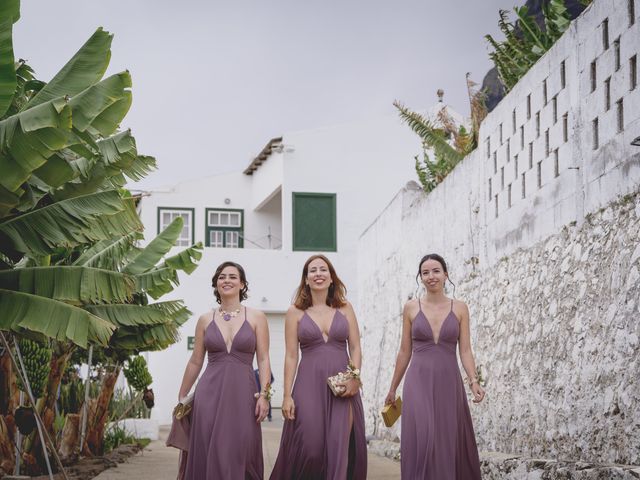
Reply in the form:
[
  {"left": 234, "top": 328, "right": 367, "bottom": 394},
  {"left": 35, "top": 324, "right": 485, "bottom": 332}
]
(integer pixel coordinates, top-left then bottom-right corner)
[
  {"left": 255, "top": 396, "right": 269, "bottom": 423},
  {"left": 282, "top": 395, "right": 295, "bottom": 420},
  {"left": 384, "top": 390, "right": 397, "bottom": 407},
  {"left": 338, "top": 378, "right": 361, "bottom": 398},
  {"left": 471, "top": 382, "right": 485, "bottom": 403}
]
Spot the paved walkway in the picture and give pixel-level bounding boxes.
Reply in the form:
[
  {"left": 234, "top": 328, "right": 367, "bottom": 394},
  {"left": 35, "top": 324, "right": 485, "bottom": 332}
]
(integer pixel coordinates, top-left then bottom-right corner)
[{"left": 94, "top": 418, "right": 400, "bottom": 479}]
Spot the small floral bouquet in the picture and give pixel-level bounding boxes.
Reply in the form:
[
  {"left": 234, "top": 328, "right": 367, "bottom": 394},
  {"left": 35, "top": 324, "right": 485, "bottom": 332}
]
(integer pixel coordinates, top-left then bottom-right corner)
[{"left": 327, "top": 363, "right": 361, "bottom": 396}]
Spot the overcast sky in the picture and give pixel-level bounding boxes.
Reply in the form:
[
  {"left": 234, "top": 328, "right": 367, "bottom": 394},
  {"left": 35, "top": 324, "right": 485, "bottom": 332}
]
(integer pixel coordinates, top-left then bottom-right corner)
[{"left": 16, "top": 0, "right": 514, "bottom": 189}]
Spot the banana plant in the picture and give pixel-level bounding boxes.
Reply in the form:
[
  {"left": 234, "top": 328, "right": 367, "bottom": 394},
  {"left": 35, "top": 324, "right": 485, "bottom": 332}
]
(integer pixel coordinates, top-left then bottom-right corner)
[
  {"left": 485, "top": 0, "right": 574, "bottom": 92},
  {"left": 0, "top": 0, "right": 202, "bottom": 471}
]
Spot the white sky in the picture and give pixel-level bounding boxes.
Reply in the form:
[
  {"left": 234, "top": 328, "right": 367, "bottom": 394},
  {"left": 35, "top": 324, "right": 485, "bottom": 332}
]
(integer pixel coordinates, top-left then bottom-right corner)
[{"left": 15, "top": 0, "right": 515, "bottom": 189}]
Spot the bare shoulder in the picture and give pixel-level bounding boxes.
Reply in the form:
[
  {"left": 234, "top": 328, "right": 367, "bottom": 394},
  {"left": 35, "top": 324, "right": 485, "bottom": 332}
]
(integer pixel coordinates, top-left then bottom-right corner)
[
  {"left": 340, "top": 300, "right": 356, "bottom": 316},
  {"left": 286, "top": 304, "right": 304, "bottom": 322},
  {"left": 245, "top": 306, "right": 268, "bottom": 327},
  {"left": 452, "top": 299, "right": 470, "bottom": 320},
  {"left": 197, "top": 311, "right": 213, "bottom": 326},
  {"left": 404, "top": 298, "right": 420, "bottom": 318}
]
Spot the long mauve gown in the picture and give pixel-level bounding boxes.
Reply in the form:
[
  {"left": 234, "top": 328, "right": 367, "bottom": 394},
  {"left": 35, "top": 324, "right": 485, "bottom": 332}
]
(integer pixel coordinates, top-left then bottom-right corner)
[
  {"left": 401, "top": 300, "right": 481, "bottom": 479},
  {"left": 270, "top": 309, "right": 367, "bottom": 480},
  {"left": 185, "top": 309, "right": 263, "bottom": 479}
]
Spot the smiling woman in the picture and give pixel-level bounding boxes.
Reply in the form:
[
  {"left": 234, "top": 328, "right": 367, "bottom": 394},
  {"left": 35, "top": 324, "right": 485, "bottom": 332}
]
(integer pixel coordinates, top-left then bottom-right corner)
[
  {"left": 385, "top": 253, "right": 484, "bottom": 479},
  {"left": 175, "top": 261, "right": 272, "bottom": 479},
  {"left": 270, "top": 254, "right": 367, "bottom": 480}
]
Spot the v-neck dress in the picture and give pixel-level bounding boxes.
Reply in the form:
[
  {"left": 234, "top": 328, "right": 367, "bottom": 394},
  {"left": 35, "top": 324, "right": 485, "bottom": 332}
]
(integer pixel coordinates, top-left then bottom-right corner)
[
  {"left": 185, "top": 309, "right": 263, "bottom": 479},
  {"left": 270, "top": 309, "right": 367, "bottom": 479},
  {"left": 401, "top": 300, "right": 481, "bottom": 479}
]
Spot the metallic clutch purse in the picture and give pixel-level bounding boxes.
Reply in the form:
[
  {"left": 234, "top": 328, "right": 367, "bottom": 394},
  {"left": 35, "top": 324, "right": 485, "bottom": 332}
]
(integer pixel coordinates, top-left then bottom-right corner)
[
  {"left": 173, "top": 392, "right": 194, "bottom": 420},
  {"left": 381, "top": 397, "right": 402, "bottom": 427},
  {"left": 327, "top": 371, "right": 352, "bottom": 396}
]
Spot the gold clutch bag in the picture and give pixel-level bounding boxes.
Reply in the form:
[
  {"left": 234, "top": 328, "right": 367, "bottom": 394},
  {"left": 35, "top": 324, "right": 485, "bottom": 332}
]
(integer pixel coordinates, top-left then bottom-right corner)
[
  {"left": 381, "top": 397, "right": 402, "bottom": 427},
  {"left": 327, "top": 371, "right": 352, "bottom": 396},
  {"left": 173, "top": 392, "right": 194, "bottom": 420}
]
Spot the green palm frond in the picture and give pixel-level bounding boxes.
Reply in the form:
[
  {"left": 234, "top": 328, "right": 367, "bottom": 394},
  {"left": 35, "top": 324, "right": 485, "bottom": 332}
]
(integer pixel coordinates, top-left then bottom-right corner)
[
  {"left": 394, "top": 101, "right": 463, "bottom": 165},
  {"left": 0, "top": 96, "right": 72, "bottom": 193},
  {"left": 25, "top": 27, "right": 112, "bottom": 110},
  {"left": 0, "top": 266, "right": 135, "bottom": 304},
  {"left": 134, "top": 267, "right": 178, "bottom": 299},
  {"left": 73, "top": 232, "right": 141, "bottom": 269},
  {"left": 85, "top": 300, "right": 189, "bottom": 327},
  {"left": 111, "top": 323, "right": 181, "bottom": 352},
  {"left": 124, "top": 216, "right": 184, "bottom": 274},
  {"left": 68, "top": 71, "right": 132, "bottom": 136},
  {"left": 0, "top": 19, "right": 16, "bottom": 118},
  {"left": 122, "top": 155, "right": 156, "bottom": 182},
  {"left": 0, "top": 190, "right": 141, "bottom": 256},
  {"left": 164, "top": 242, "right": 203, "bottom": 275},
  {"left": 0, "top": 0, "right": 20, "bottom": 25},
  {"left": 0, "top": 288, "right": 114, "bottom": 347}
]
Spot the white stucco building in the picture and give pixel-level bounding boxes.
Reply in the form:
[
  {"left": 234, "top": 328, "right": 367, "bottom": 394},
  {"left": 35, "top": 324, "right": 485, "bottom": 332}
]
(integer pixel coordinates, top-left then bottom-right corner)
[{"left": 138, "top": 109, "right": 465, "bottom": 423}]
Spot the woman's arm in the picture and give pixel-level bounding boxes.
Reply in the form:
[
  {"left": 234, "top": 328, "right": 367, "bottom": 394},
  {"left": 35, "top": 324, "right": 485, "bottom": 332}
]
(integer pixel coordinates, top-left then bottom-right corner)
[
  {"left": 281, "top": 306, "right": 301, "bottom": 420},
  {"left": 384, "top": 301, "right": 414, "bottom": 406},
  {"left": 253, "top": 309, "right": 271, "bottom": 422},
  {"left": 457, "top": 301, "right": 485, "bottom": 403},
  {"left": 178, "top": 313, "right": 209, "bottom": 399},
  {"left": 344, "top": 302, "right": 362, "bottom": 370},
  {"left": 340, "top": 302, "right": 363, "bottom": 398}
]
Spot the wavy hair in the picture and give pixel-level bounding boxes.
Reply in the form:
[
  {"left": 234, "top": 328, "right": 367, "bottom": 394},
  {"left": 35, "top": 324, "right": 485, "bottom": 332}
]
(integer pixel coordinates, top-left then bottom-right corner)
[
  {"left": 211, "top": 261, "right": 249, "bottom": 304},
  {"left": 293, "top": 254, "right": 347, "bottom": 310}
]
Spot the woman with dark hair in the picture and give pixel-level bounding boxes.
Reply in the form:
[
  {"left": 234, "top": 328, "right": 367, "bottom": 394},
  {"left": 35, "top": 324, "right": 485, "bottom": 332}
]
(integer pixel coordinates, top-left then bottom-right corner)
[
  {"left": 178, "top": 261, "right": 271, "bottom": 479},
  {"left": 270, "top": 254, "right": 367, "bottom": 479},
  {"left": 385, "top": 254, "right": 484, "bottom": 479}
]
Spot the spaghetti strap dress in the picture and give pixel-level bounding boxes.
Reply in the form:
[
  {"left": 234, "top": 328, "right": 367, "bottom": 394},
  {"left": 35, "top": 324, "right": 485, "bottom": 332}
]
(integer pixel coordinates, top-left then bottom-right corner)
[
  {"left": 185, "top": 308, "right": 263, "bottom": 479},
  {"left": 401, "top": 300, "right": 481, "bottom": 479},
  {"left": 270, "top": 309, "right": 367, "bottom": 480}
]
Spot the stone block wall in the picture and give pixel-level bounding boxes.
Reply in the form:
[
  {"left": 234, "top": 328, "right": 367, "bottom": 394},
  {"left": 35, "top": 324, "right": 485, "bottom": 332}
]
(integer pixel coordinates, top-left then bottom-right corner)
[{"left": 357, "top": 0, "right": 640, "bottom": 466}]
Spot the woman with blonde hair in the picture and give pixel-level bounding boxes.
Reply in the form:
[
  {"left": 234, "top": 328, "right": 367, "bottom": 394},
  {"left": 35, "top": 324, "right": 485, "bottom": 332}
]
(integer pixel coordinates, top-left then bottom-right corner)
[{"left": 270, "top": 254, "right": 367, "bottom": 479}]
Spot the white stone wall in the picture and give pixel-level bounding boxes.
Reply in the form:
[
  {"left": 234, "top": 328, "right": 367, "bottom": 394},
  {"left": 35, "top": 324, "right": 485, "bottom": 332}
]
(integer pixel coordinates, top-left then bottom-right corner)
[{"left": 358, "top": 0, "right": 640, "bottom": 465}]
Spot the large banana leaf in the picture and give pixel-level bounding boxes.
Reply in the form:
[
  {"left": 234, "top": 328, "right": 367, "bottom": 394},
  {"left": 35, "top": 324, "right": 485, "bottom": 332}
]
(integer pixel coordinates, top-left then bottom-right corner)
[
  {"left": 134, "top": 267, "right": 178, "bottom": 298},
  {"left": 121, "top": 155, "right": 156, "bottom": 182},
  {"left": 0, "top": 0, "right": 20, "bottom": 25},
  {"left": 31, "top": 152, "right": 76, "bottom": 188},
  {"left": 25, "top": 28, "right": 112, "bottom": 110},
  {"left": 0, "top": 96, "right": 72, "bottom": 193},
  {"left": 164, "top": 242, "right": 203, "bottom": 275},
  {"left": 0, "top": 19, "right": 16, "bottom": 118},
  {"left": 0, "top": 190, "right": 141, "bottom": 256},
  {"left": 124, "top": 216, "right": 184, "bottom": 274},
  {"left": 85, "top": 300, "right": 190, "bottom": 327},
  {"left": 73, "top": 232, "right": 141, "bottom": 269},
  {"left": 0, "top": 288, "right": 114, "bottom": 347},
  {"left": 0, "top": 266, "right": 135, "bottom": 304},
  {"left": 0, "top": 185, "right": 20, "bottom": 218},
  {"left": 68, "top": 71, "right": 132, "bottom": 135},
  {"left": 110, "top": 322, "right": 182, "bottom": 351}
]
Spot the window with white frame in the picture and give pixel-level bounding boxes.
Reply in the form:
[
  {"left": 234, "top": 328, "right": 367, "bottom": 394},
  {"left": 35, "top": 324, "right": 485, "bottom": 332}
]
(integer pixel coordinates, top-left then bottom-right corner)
[
  {"left": 158, "top": 208, "right": 194, "bottom": 247},
  {"left": 206, "top": 209, "right": 243, "bottom": 248}
]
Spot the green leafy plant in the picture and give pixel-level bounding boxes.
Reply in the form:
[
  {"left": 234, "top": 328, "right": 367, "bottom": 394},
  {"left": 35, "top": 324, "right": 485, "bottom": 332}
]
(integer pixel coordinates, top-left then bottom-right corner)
[
  {"left": 123, "top": 356, "right": 152, "bottom": 392},
  {"left": 15, "top": 338, "right": 51, "bottom": 398},
  {"left": 395, "top": 76, "right": 487, "bottom": 192},
  {"left": 485, "top": 0, "right": 583, "bottom": 92}
]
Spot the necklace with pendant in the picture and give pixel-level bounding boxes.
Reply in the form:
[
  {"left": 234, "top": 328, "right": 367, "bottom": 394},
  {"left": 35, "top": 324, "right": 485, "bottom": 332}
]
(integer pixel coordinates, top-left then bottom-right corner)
[{"left": 219, "top": 306, "right": 241, "bottom": 322}]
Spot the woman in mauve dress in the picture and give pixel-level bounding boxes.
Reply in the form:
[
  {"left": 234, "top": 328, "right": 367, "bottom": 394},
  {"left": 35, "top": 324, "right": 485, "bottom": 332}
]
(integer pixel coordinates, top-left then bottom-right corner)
[
  {"left": 385, "top": 253, "right": 485, "bottom": 479},
  {"left": 178, "top": 261, "right": 271, "bottom": 479},
  {"left": 270, "top": 254, "right": 367, "bottom": 480}
]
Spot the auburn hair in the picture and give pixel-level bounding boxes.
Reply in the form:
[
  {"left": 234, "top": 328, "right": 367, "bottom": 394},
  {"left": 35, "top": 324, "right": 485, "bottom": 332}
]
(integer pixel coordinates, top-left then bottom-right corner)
[{"left": 293, "top": 254, "right": 347, "bottom": 310}]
